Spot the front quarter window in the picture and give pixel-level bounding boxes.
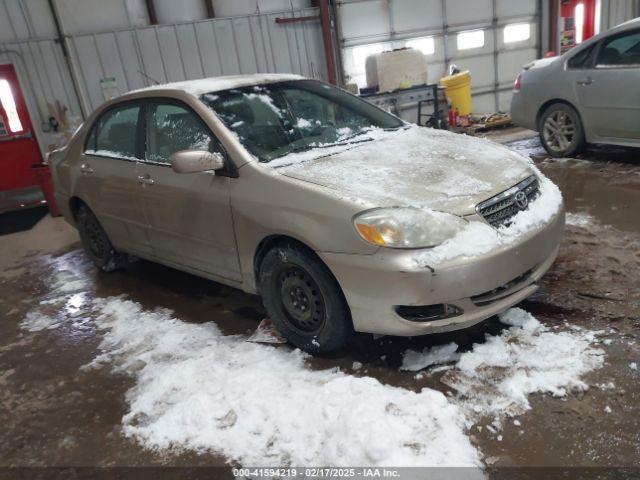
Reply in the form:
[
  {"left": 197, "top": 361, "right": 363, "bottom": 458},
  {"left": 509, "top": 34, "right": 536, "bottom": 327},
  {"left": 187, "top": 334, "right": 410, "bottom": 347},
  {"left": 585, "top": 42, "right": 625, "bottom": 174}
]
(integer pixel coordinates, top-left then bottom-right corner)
[
  {"left": 567, "top": 44, "right": 596, "bottom": 69},
  {"left": 201, "top": 80, "right": 403, "bottom": 162}
]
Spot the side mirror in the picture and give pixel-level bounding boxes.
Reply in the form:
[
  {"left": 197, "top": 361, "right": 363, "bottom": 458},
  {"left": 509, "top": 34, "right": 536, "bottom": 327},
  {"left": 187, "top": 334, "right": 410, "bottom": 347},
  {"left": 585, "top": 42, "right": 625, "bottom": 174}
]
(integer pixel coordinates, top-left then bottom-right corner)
[{"left": 170, "top": 150, "right": 225, "bottom": 174}]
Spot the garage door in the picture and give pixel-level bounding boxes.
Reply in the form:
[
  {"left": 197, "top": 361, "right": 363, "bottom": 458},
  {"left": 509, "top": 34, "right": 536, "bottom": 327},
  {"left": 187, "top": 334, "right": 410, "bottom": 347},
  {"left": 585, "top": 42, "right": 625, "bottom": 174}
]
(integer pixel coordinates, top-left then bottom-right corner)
[{"left": 338, "top": 0, "right": 540, "bottom": 114}]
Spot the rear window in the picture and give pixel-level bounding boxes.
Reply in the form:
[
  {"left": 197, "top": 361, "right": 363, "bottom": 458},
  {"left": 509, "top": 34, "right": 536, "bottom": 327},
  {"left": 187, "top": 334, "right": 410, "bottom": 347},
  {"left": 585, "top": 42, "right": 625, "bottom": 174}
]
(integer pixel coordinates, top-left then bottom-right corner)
[{"left": 86, "top": 104, "right": 141, "bottom": 159}]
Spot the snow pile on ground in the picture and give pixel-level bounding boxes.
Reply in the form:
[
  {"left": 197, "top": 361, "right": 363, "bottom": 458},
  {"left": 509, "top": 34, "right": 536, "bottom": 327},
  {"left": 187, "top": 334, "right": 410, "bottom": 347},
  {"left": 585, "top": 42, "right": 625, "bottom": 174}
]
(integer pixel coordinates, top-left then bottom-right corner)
[
  {"left": 505, "top": 137, "right": 547, "bottom": 158},
  {"left": 20, "top": 311, "right": 62, "bottom": 332},
  {"left": 401, "top": 342, "right": 460, "bottom": 372},
  {"left": 566, "top": 212, "right": 595, "bottom": 227},
  {"left": 87, "top": 297, "right": 482, "bottom": 468},
  {"left": 51, "top": 268, "right": 88, "bottom": 294},
  {"left": 403, "top": 308, "right": 604, "bottom": 420}
]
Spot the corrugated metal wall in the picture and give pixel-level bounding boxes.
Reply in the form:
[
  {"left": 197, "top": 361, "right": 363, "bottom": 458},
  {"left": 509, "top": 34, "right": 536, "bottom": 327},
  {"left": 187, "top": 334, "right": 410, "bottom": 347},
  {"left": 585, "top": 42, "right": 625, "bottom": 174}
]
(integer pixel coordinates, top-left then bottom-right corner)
[
  {"left": 337, "top": 0, "right": 541, "bottom": 114},
  {"left": 0, "top": 6, "right": 326, "bottom": 154},
  {"left": 67, "top": 9, "right": 327, "bottom": 111},
  {"left": 600, "top": 0, "right": 640, "bottom": 30}
]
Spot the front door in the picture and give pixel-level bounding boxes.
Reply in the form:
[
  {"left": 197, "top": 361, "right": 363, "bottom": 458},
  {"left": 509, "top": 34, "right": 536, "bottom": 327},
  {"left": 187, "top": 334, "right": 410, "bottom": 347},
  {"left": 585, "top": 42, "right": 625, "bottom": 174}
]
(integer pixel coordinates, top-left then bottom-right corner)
[
  {"left": 137, "top": 99, "right": 241, "bottom": 282},
  {"left": 0, "top": 64, "right": 42, "bottom": 194},
  {"left": 575, "top": 28, "right": 640, "bottom": 141}
]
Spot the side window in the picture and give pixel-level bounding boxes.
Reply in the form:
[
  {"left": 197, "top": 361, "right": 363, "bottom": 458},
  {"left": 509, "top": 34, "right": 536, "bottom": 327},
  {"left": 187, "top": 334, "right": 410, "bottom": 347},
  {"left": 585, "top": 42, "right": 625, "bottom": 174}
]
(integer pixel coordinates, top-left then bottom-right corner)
[
  {"left": 89, "top": 104, "right": 140, "bottom": 158},
  {"left": 597, "top": 30, "right": 640, "bottom": 67},
  {"left": 567, "top": 44, "right": 596, "bottom": 69},
  {"left": 146, "top": 102, "right": 219, "bottom": 164}
]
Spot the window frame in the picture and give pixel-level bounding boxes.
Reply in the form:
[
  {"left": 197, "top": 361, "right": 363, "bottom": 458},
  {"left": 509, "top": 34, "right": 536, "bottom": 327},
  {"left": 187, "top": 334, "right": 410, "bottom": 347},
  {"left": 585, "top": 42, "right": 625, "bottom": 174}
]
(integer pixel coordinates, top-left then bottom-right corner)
[
  {"left": 83, "top": 99, "right": 144, "bottom": 161},
  {"left": 140, "top": 97, "right": 237, "bottom": 178},
  {"left": 594, "top": 28, "right": 640, "bottom": 69},
  {"left": 566, "top": 42, "right": 598, "bottom": 70}
]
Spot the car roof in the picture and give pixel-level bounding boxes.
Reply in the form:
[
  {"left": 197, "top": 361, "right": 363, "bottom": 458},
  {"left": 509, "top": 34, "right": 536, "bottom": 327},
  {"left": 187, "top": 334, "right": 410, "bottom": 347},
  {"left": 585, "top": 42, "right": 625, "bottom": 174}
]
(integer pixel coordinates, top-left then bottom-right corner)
[{"left": 130, "top": 73, "right": 305, "bottom": 97}]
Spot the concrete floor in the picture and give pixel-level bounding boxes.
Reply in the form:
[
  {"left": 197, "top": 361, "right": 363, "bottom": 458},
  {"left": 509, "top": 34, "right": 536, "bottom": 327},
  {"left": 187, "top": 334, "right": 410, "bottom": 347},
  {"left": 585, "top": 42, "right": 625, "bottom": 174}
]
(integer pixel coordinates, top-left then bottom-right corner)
[{"left": 1, "top": 131, "right": 639, "bottom": 473}]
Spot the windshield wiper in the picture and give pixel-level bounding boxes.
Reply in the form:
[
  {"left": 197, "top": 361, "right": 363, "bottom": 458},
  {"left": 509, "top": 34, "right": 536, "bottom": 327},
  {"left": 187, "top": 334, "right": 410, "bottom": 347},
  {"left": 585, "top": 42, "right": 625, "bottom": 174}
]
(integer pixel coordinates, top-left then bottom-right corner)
[{"left": 266, "top": 132, "right": 375, "bottom": 161}]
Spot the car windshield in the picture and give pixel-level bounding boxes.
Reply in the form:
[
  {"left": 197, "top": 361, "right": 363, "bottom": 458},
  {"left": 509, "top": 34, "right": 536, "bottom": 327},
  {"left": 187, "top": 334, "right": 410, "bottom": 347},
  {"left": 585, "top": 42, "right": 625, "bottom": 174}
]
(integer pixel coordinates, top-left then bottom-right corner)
[{"left": 200, "top": 80, "right": 404, "bottom": 162}]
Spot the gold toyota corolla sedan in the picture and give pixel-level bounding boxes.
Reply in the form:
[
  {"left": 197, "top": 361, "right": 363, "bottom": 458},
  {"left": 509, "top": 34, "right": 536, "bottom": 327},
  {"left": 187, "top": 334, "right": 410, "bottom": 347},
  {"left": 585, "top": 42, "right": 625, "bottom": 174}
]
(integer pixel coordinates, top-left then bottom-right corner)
[{"left": 51, "top": 74, "right": 565, "bottom": 353}]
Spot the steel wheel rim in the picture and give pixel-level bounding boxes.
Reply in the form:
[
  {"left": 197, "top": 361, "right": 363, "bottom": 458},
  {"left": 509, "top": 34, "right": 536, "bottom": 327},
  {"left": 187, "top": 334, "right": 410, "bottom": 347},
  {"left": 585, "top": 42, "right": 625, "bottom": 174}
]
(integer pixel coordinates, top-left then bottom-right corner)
[
  {"left": 543, "top": 110, "right": 575, "bottom": 152},
  {"left": 83, "top": 217, "right": 107, "bottom": 259},
  {"left": 274, "top": 264, "right": 325, "bottom": 333}
]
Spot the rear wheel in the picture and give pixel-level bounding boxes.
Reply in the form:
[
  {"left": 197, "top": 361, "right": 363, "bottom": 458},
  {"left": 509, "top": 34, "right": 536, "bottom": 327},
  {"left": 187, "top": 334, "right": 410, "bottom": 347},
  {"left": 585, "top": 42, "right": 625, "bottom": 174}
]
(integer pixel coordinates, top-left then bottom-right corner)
[
  {"left": 539, "top": 103, "right": 585, "bottom": 158},
  {"left": 76, "top": 205, "right": 127, "bottom": 272},
  {"left": 258, "top": 244, "right": 352, "bottom": 354}
]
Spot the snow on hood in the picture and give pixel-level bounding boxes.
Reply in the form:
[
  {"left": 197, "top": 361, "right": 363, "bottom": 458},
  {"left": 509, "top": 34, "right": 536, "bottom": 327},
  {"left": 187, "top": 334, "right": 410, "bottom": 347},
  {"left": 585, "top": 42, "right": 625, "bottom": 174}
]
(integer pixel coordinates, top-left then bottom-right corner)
[{"left": 274, "top": 126, "right": 534, "bottom": 215}]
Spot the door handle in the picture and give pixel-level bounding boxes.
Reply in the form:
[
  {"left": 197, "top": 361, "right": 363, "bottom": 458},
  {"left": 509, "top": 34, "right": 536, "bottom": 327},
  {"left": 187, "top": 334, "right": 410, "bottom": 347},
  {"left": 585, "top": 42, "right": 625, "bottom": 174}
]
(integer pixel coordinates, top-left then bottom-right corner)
[
  {"left": 137, "top": 174, "right": 154, "bottom": 185},
  {"left": 577, "top": 77, "right": 594, "bottom": 86},
  {"left": 80, "top": 163, "right": 94, "bottom": 174}
]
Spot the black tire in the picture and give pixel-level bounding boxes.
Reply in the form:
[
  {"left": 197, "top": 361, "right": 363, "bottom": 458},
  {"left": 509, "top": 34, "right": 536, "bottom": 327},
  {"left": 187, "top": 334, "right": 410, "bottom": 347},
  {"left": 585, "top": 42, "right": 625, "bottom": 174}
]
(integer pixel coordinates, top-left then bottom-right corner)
[
  {"left": 76, "top": 205, "right": 126, "bottom": 272},
  {"left": 539, "top": 103, "right": 585, "bottom": 158},
  {"left": 258, "top": 244, "right": 352, "bottom": 354}
]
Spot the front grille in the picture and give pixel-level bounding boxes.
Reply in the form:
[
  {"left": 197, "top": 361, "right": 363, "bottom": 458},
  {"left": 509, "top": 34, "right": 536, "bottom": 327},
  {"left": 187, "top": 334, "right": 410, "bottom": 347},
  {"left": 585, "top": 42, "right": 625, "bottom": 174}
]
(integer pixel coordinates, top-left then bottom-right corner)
[{"left": 477, "top": 176, "right": 540, "bottom": 228}]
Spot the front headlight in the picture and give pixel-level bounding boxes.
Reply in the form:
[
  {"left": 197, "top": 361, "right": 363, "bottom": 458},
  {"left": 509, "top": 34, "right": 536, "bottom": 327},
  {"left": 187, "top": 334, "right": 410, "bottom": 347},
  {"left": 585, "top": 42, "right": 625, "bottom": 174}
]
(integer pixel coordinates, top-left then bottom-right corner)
[{"left": 353, "top": 207, "right": 467, "bottom": 249}]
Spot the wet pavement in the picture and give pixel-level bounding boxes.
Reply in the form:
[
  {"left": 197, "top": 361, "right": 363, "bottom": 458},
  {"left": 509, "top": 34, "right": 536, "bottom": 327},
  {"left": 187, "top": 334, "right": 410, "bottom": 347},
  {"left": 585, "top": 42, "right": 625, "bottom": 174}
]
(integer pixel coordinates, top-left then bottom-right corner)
[{"left": 0, "top": 135, "right": 639, "bottom": 472}]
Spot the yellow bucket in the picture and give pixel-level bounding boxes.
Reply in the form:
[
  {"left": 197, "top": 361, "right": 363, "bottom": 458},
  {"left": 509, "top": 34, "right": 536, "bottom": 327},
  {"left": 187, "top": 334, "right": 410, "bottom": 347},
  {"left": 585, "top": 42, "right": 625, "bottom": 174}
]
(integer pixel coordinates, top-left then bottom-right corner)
[{"left": 440, "top": 71, "right": 472, "bottom": 116}]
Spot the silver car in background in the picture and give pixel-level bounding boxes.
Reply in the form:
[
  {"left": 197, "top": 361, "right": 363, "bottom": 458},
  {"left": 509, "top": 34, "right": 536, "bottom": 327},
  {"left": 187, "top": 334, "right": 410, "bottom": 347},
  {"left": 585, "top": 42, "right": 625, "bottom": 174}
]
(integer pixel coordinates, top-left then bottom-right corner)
[{"left": 511, "top": 18, "right": 640, "bottom": 157}]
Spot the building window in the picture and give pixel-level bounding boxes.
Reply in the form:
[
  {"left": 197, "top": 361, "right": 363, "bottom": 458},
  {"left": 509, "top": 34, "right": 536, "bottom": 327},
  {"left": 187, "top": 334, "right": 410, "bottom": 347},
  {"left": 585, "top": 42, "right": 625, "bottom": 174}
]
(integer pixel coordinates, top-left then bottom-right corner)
[
  {"left": 405, "top": 37, "right": 435, "bottom": 56},
  {"left": 457, "top": 29, "right": 485, "bottom": 50},
  {"left": 0, "top": 79, "right": 24, "bottom": 133},
  {"left": 504, "top": 23, "right": 531, "bottom": 43}
]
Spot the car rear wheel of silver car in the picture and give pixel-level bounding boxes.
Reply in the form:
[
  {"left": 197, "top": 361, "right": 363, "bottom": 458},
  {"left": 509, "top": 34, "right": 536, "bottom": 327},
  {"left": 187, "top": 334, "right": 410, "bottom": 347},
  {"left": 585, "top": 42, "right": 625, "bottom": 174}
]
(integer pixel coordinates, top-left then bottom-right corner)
[
  {"left": 76, "top": 204, "right": 127, "bottom": 272},
  {"left": 539, "top": 103, "right": 585, "bottom": 158},
  {"left": 258, "top": 243, "right": 353, "bottom": 354}
]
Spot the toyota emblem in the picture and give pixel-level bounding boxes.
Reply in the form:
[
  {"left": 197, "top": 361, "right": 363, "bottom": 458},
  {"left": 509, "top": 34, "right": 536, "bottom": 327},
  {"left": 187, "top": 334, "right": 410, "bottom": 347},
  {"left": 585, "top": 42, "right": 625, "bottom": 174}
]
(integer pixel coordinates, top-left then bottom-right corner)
[{"left": 514, "top": 191, "right": 528, "bottom": 210}]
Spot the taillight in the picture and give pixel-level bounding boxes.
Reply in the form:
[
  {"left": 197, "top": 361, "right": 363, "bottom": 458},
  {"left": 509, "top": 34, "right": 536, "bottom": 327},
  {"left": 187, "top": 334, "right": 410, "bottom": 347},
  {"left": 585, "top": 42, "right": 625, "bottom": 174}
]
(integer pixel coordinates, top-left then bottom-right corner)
[{"left": 513, "top": 73, "right": 522, "bottom": 92}]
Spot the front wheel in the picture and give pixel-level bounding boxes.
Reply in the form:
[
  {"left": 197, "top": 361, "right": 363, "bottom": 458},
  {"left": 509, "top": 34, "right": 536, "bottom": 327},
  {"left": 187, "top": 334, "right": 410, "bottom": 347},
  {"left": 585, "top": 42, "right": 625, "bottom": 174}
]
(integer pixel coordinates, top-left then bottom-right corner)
[
  {"left": 258, "top": 244, "right": 353, "bottom": 354},
  {"left": 539, "top": 103, "right": 585, "bottom": 158}
]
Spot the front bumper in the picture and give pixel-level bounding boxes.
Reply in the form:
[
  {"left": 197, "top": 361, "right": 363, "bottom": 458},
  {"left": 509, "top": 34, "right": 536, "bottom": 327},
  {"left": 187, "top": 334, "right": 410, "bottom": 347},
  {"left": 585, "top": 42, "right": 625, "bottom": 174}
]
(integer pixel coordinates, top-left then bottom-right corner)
[{"left": 320, "top": 208, "right": 565, "bottom": 336}]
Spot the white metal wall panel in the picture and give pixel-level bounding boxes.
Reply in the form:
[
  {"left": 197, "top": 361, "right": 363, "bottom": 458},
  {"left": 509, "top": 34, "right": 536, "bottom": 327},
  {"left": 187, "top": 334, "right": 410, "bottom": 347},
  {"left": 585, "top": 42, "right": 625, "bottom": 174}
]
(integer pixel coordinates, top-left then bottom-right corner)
[
  {"left": 391, "top": 0, "right": 443, "bottom": 34},
  {"left": 496, "top": 0, "right": 537, "bottom": 18},
  {"left": 64, "top": 8, "right": 327, "bottom": 112},
  {"left": 600, "top": 0, "right": 640, "bottom": 30},
  {"left": 339, "top": 0, "right": 390, "bottom": 41},
  {"left": 2, "top": 7, "right": 327, "bottom": 156},
  {"left": 338, "top": 0, "right": 540, "bottom": 115},
  {"left": 446, "top": 0, "right": 493, "bottom": 26}
]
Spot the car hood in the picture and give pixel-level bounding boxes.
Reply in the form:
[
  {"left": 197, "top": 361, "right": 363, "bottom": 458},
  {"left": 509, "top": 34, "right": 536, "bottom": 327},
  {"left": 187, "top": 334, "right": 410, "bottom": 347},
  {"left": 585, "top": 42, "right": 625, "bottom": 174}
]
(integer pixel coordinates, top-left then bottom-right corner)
[{"left": 273, "top": 126, "right": 535, "bottom": 215}]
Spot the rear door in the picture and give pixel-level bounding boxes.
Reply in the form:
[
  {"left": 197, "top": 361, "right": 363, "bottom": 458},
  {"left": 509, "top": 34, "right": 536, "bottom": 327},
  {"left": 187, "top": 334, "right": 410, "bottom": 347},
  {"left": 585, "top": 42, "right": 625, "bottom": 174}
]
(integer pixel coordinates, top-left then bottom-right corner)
[
  {"left": 0, "top": 63, "right": 42, "bottom": 199},
  {"left": 575, "top": 28, "right": 640, "bottom": 141},
  {"left": 79, "top": 102, "right": 151, "bottom": 256},
  {"left": 136, "top": 98, "right": 241, "bottom": 281}
]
